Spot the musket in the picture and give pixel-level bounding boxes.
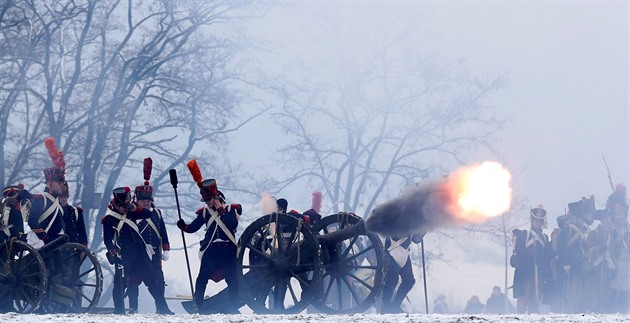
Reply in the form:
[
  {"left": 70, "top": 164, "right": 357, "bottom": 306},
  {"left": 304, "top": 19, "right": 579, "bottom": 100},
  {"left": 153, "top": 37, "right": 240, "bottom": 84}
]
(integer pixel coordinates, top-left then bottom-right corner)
[{"left": 602, "top": 154, "right": 615, "bottom": 192}]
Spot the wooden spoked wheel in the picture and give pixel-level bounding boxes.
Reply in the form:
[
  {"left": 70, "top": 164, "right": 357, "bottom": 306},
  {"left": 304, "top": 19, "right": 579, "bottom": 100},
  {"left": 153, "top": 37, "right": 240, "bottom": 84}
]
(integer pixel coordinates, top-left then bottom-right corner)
[
  {"left": 0, "top": 239, "right": 47, "bottom": 313},
  {"left": 238, "top": 213, "right": 322, "bottom": 313},
  {"left": 311, "top": 213, "right": 386, "bottom": 314}
]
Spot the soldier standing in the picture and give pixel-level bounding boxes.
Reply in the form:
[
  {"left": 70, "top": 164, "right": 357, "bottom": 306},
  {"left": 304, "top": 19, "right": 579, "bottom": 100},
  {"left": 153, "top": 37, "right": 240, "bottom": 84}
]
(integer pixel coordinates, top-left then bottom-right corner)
[
  {"left": 28, "top": 138, "right": 66, "bottom": 247},
  {"left": 0, "top": 185, "right": 26, "bottom": 243},
  {"left": 584, "top": 205, "right": 615, "bottom": 313},
  {"left": 177, "top": 160, "right": 241, "bottom": 314},
  {"left": 126, "top": 158, "right": 174, "bottom": 314},
  {"left": 59, "top": 181, "right": 87, "bottom": 246},
  {"left": 0, "top": 185, "right": 26, "bottom": 313},
  {"left": 511, "top": 205, "right": 553, "bottom": 313},
  {"left": 381, "top": 233, "right": 423, "bottom": 313},
  {"left": 101, "top": 186, "right": 170, "bottom": 314},
  {"left": 556, "top": 198, "right": 593, "bottom": 313},
  {"left": 607, "top": 184, "right": 630, "bottom": 312}
]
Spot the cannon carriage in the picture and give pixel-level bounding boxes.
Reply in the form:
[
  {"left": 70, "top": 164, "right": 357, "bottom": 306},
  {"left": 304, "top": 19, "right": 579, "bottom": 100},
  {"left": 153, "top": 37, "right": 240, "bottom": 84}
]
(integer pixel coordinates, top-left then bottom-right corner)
[
  {"left": 0, "top": 234, "right": 103, "bottom": 313},
  {"left": 187, "top": 212, "right": 387, "bottom": 314}
]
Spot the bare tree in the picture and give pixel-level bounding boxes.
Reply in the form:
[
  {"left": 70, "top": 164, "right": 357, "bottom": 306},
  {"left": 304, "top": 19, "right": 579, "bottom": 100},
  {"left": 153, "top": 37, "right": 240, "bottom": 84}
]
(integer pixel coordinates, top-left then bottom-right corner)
[
  {"left": 0, "top": 1, "right": 268, "bottom": 302},
  {"left": 265, "top": 7, "right": 507, "bottom": 218}
]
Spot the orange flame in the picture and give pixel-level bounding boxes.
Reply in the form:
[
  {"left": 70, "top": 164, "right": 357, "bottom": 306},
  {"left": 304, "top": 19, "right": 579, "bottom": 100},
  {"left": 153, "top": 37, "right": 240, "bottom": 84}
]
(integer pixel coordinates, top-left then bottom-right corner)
[{"left": 445, "top": 161, "right": 512, "bottom": 223}]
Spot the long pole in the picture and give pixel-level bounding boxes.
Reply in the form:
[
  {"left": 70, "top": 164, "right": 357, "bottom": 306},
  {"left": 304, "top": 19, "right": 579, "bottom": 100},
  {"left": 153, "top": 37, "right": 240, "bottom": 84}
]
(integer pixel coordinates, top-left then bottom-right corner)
[
  {"left": 421, "top": 237, "right": 429, "bottom": 313},
  {"left": 169, "top": 169, "right": 195, "bottom": 298},
  {"left": 602, "top": 154, "right": 615, "bottom": 192}
]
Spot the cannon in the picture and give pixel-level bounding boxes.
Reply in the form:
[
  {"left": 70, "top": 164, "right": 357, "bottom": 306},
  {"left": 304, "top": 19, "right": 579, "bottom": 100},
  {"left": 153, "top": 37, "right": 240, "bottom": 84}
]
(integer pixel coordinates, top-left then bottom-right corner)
[
  {"left": 0, "top": 234, "right": 103, "bottom": 313},
  {"left": 184, "top": 212, "right": 386, "bottom": 314}
]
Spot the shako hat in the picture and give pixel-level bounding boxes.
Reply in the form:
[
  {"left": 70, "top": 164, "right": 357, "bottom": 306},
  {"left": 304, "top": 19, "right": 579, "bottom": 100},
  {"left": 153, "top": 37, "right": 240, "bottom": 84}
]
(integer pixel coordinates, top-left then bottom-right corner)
[
  {"left": 568, "top": 196, "right": 596, "bottom": 217},
  {"left": 276, "top": 198, "right": 288, "bottom": 213},
  {"left": 112, "top": 186, "right": 132, "bottom": 206},
  {"left": 530, "top": 205, "right": 547, "bottom": 220},
  {"left": 2, "top": 184, "right": 23, "bottom": 198}
]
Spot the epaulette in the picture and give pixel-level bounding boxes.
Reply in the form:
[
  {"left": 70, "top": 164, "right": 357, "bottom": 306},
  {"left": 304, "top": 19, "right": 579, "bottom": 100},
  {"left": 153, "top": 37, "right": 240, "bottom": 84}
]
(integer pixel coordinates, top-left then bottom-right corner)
[
  {"left": 77, "top": 206, "right": 83, "bottom": 213},
  {"left": 101, "top": 215, "right": 109, "bottom": 224},
  {"left": 196, "top": 207, "right": 205, "bottom": 215},
  {"left": 289, "top": 209, "right": 301, "bottom": 215}
]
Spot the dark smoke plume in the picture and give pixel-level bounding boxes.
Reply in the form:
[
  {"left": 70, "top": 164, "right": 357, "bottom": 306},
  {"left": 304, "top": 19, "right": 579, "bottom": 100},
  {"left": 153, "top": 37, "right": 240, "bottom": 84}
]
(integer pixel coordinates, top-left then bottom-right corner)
[{"left": 365, "top": 180, "right": 465, "bottom": 238}]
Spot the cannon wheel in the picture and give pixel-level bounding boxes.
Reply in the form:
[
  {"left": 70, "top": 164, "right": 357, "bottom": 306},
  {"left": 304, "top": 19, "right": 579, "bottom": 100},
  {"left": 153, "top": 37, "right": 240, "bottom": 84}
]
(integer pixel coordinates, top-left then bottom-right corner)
[
  {"left": 42, "top": 242, "right": 103, "bottom": 313},
  {"left": 311, "top": 213, "right": 386, "bottom": 314},
  {"left": 237, "top": 213, "right": 322, "bottom": 314},
  {"left": 0, "top": 239, "right": 47, "bottom": 313}
]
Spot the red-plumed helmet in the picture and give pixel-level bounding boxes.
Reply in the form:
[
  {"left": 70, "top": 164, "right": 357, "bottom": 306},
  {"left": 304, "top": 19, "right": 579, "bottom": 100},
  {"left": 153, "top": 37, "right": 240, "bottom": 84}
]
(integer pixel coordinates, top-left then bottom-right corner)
[
  {"left": 43, "top": 137, "right": 66, "bottom": 182},
  {"left": 134, "top": 157, "right": 154, "bottom": 201},
  {"left": 187, "top": 159, "right": 219, "bottom": 202}
]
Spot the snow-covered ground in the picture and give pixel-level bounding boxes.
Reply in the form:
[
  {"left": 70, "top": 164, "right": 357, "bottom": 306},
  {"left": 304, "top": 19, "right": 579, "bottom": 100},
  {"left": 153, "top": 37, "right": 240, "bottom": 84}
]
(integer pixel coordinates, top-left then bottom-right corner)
[{"left": 2, "top": 313, "right": 630, "bottom": 323}]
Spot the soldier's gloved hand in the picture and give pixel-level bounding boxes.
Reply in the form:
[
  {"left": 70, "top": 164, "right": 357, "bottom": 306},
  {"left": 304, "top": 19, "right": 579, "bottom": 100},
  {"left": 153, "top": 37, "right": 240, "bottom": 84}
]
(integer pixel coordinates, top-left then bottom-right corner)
[
  {"left": 162, "top": 250, "right": 170, "bottom": 261},
  {"left": 176, "top": 219, "right": 187, "bottom": 231},
  {"left": 411, "top": 233, "right": 424, "bottom": 244}
]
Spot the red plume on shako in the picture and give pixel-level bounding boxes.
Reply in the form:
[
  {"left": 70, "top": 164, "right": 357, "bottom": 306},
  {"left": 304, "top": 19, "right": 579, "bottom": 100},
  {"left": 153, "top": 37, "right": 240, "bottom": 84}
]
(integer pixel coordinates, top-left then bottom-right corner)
[
  {"left": 187, "top": 159, "right": 218, "bottom": 202},
  {"left": 43, "top": 137, "right": 66, "bottom": 182},
  {"left": 134, "top": 157, "right": 154, "bottom": 201}
]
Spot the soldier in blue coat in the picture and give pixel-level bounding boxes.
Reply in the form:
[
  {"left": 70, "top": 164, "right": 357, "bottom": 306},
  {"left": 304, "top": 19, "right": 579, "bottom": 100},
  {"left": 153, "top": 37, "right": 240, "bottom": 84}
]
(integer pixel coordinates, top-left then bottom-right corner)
[
  {"left": 177, "top": 178, "right": 241, "bottom": 314},
  {"left": 28, "top": 166, "right": 66, "bottom": 246},
  {"left": 59, "top": 181, "right": 87, "bottom": 246},
  {"left": 27, "top": 138, "right": 67, "bottom": 247},
  {"left": 511, "top": 205, "right": 554, "bottom": 313},
  {"left": 125, "top": 158, "right": 173, "bottom": 314},
  {"left": 102, "top": 186, "right": 170, "bottom": 314}
]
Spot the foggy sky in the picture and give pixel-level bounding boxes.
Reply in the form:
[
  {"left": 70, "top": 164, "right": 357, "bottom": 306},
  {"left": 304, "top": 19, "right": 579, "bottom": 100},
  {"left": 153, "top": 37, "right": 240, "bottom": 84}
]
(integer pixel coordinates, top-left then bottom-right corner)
[{"left": 227, "top": 1, "right": 628, "bottom": 311}]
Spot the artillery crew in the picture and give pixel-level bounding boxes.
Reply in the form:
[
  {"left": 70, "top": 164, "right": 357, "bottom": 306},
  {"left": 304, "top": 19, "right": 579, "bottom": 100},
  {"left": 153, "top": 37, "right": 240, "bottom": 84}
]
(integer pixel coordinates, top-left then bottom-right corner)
[
  {"left": 177, "top": 160, "right": 241, "bottom": 314},
  {"left": 6, "top": 136, "right": 630, "bottom": 315}
]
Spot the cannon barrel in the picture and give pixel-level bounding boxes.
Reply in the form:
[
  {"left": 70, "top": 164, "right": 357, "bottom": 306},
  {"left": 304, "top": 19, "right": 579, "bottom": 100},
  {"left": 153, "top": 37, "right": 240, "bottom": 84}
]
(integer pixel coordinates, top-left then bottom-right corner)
[
  {"left": 317, "top": 219, "right": 366, "bottom": 246},
  {"left": 37, "top": 234, "right": 69, "bottom": 256}
]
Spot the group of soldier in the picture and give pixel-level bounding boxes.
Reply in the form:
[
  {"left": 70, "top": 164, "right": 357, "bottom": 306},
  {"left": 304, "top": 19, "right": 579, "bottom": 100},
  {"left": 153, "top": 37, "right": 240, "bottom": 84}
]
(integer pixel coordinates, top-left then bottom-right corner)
[
  {"left": 511, "top": 185, "right": 630, "bottom": 314},
  {"left": 4, "top": 138, "right": 630, "bottom": 315},
  {"left": 0, "top": 138, "right": 246, "bottom": 314}
]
